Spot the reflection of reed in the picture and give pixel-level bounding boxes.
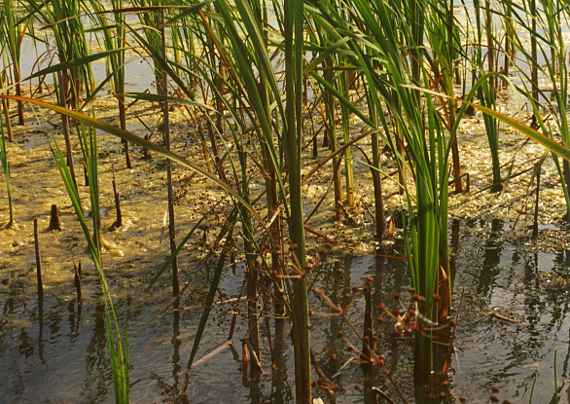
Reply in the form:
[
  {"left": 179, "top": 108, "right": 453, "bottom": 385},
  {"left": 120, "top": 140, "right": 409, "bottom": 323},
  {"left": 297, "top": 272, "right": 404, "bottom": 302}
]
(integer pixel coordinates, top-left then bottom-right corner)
[
  {"left": 83, "top": 299, "right": 109, "bottom": 401},
  {"left": 171, "top": 296, "right": 185, "bottom": 402},
  {"left": 414, "top": 327, "right": 454, "bottom": 403},
  {"left": 478, "top": 219, "right": 505, "bottom": 298},
  {"left": 37, "top": 297, "right": 44, "bottom": 364},
  {"left": 271, "top": 317, "right": 292, "bottom": 404},
  {"left": 325, "top": 259, "right": 351, "bottom": 377},
  {"left": 73, "top": 263, "right": 82, "bottom": 337},
  {"left": 362, "top": 280, "right": 378, "bottom": 404}
]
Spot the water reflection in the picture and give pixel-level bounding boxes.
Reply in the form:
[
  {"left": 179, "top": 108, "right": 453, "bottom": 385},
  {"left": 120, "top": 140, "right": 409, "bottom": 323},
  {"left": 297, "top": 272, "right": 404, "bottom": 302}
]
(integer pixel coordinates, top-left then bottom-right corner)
[
  {"left": 84, "top": 299, "right": 109, "bottom": 401},
  {"left": 477, "top": 218, "right": 505, "bottom": 299},
  {"left": 38, "top": 297, "right": 45, "bottom": 364},
  {"left": 271, "top": 317, "right": 290, "bottom": 404},
  {"left": 3, "top": 220, "right": 570, "bottom": 402}
]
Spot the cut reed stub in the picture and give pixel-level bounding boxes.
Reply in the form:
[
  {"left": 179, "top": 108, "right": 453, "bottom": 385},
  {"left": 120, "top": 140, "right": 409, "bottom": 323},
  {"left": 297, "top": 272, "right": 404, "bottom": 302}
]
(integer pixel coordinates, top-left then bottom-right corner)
[{"left": 48, "top": 204, "right": 62, "bottom": 231}]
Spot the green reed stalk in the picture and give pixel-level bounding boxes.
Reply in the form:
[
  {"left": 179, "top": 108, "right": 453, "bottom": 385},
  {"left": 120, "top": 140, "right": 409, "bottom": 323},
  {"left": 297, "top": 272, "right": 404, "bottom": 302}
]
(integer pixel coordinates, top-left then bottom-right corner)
[
  {"left": 540, "top": 0, "right": 570, "bottom": 219},
  {"left": 250, "top": 0, "right": 287, "bottom": 345},
  {"left": 365, "top": 86, "right": 384, "bottom": 241},
  {"left": 529, "top": 0, "right": 539, "bottom": 103},
  {"left": 125, "top": 0, "right": 292, "bottom": 388},
  {"left": 509, "top": 0, "right": 570, "bottom": 218},
  {"left": 0, "top": 0, "right": 26, "bottom": 125},
  {"left": 308, "top": 9, "right": 459, "bottom": 395},
  {"left": 196, "top": 4, "right": 266, "bottom": 366},
  {"left": 473, "top": 0, "right": 502, "bottom": 192},
  {"left": 0, "top": 70, "right": 13, "bottom": 143},
  {"left": 159, "top": 6, "right": 180, "bottom": 299},
  {"left": 338, "top": 53, "right": 355, "bottom": 208},
  {"left": 131, "top": 0, "right": 180, "bottom": 297},
  {"left": 315, "top": 24, "right": 343, "bottom": 220},
  {"left": 501, "top": 1, "right": 515, "bottom": 87},
  {"left": 25, "top": 0, "right": 95, "bottom": 187},
  {"left": 237, "top": 141, "right": 261, "bottom": 378},
  {"left": 426, "top": 0, "right": 463, "bottom": 193},
  {"left": 169, "top": 10, "right": 198, "bottom": 91},
  {"left": 195, "top": 2, "right": 315, "bottom": 390},
  {"left": 87, "top": 0, "right": 132, "bottom": 168},
  {"left": 50, "top": 126, "right": 128, "bottom": 402},
  {"left": 0, "top": 112, "right": 13, "bottom": 226},
  {"left": 284, "top": 0, "right": 312, "bottom": 401},
  {"left": 197, "top": 3, "right": 228, "bottom": 181},
  {"left": 484, "top": 0, "right": 502, "bottom": 192}
]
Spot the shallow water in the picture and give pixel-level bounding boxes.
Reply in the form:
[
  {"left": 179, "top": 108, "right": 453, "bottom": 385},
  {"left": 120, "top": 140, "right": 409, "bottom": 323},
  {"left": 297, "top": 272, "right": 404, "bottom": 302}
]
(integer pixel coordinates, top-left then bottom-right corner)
[
  {"left": 2, "top": 219, "right": 570, "bottom": 403},
  {"left": 19, "top": 35, "right": 155, "bottom": 95}
]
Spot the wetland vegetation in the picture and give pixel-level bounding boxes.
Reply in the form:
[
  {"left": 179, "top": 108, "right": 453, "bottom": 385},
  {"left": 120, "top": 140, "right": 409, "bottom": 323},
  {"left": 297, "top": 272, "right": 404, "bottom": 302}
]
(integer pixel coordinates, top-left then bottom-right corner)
[{"left": 2, "top": 0, "right": 570, "bottom": 403}]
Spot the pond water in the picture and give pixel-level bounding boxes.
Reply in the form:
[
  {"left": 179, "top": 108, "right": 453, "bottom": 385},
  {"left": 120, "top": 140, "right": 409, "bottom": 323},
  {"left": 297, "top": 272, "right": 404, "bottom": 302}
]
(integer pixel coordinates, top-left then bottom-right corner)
[
  {"left": 2, "top": 219, "right": 570, "bottom": 403},
  {"left": 18, "top": 34, "right": 155, "bottom": 95}
]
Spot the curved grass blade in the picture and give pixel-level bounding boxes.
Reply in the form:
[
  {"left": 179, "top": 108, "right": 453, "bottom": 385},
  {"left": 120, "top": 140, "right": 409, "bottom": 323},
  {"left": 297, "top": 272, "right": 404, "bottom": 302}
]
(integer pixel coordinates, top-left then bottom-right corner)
[
  {"left": 50, "top": 140, "right": 129, "bottom": 403},
  {"left": 475, "top": 104, "right": 570, "bottom": 162},
  {"left": 23, "top": 48, "right": 127, "bottom": 81}
]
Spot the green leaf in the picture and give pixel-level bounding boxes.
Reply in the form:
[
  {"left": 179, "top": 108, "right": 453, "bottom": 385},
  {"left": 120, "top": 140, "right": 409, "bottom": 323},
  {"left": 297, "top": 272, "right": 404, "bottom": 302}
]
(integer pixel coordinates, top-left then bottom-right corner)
[
  {"left": 475, "top": 104, "right": 570, "bottom": 162},
  {"left": 24, "top": 48, "right": 127, "bottom": 81}
]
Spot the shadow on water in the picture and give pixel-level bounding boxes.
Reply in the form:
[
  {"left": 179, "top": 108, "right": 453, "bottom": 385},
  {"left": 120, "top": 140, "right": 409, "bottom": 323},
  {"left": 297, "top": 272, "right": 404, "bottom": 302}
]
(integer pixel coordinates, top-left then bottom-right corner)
[{"left": 3, "top": 219, "right": 570, "bottom": 402}]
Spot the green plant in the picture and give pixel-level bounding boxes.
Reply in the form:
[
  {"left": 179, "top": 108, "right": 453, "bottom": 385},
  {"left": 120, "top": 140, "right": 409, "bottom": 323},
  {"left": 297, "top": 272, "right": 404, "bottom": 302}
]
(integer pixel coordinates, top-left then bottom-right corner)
[
  {"left": 511, "top": 0, "right": 570, "bottom": 219},
  {"left": 0, "top": 0, "right": 26, "bottom": 125},
  {"left": 86, "top": 0, "right": 132, "bottom": 168},
  {"left": 472, "top": 0, "right": 503, "bottom": 192},
  {"left": 50, "top": 130, "right": 129, "bottom": 404},
  {"left": 284, "top": 0, "right": 312, "bottom": 400}
]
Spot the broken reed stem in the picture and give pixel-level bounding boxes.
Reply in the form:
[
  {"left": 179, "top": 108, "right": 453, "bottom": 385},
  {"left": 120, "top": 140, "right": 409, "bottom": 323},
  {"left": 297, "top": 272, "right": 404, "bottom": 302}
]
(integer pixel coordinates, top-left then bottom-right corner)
[
  {"left": 48, "top": 204, "right": 61, "bottom": 231},
  {"left": 33, "top": 218, "right": 44, "bottom": 300}
]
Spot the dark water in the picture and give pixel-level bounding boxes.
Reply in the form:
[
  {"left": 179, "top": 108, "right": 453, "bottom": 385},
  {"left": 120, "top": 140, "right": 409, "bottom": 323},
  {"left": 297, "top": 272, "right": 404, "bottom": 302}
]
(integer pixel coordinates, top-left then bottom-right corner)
[{"left": 2, "top": 219, "right": 570, "bottom": 403}]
